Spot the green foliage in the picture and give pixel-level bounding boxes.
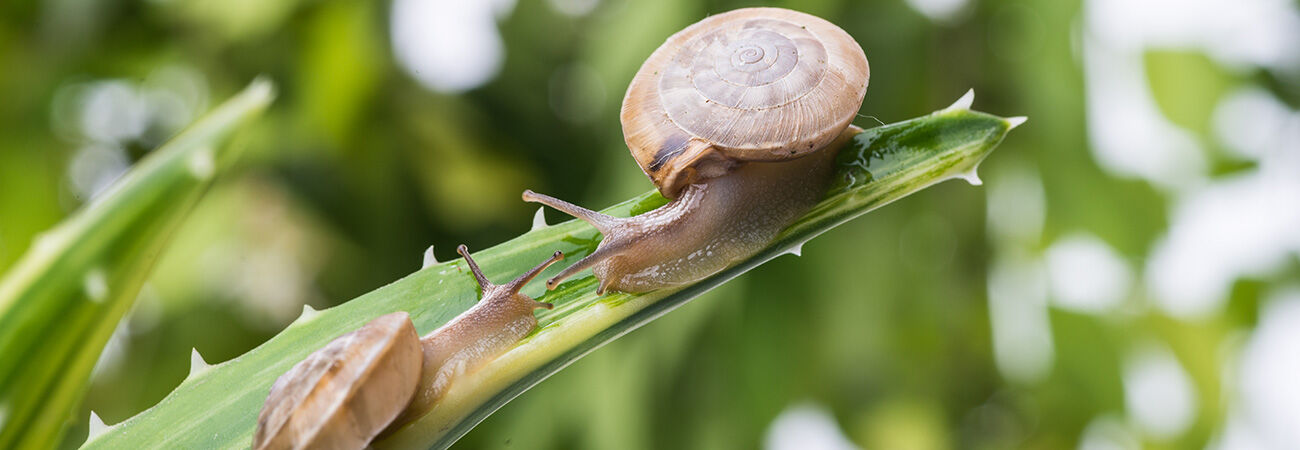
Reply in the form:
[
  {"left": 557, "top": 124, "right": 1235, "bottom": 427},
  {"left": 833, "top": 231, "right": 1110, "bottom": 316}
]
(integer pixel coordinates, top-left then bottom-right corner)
[
  {"left": 0, "top": 80, "right": 273, "bottom": 449},
  {"left": 4, "top": 0, "right": 1281, "bottom": 448},
  {"left": 83, "top": 104, "right": 1017, "bottom": 450}
]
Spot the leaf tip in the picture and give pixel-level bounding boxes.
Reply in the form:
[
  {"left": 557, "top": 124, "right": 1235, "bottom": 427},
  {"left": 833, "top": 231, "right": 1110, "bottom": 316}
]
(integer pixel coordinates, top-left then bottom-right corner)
[
  {"left": 947, "top": 89, "right": 975, "bottom": 111},
  {"left": 1006, "top": 116, "right": 1028, "bottom": 130}
]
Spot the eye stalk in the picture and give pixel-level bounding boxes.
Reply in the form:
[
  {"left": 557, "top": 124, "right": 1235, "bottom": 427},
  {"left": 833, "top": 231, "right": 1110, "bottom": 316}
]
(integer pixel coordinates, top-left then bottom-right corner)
[
  {"left": 522, "top": 190, "right": 628, "bottom": 293},
  {"left": 456, "top": 244, "right": 560, "bottom": 308}
]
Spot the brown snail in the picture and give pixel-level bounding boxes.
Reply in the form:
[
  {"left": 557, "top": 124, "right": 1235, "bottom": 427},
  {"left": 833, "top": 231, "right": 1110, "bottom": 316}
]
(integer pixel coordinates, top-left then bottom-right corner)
[
  {"left": 252, "top": 246, "right": 562, "bottom": 449},
  {"left": 525, "top": 7, "right": 870, "bottom": 294}
]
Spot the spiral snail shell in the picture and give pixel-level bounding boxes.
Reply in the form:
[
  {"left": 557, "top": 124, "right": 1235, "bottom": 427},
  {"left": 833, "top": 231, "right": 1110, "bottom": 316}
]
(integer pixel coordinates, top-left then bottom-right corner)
[
  {"left": 623, "top": 7, "right": 869, "bottom": 199},
  {"left": 253, "top": 312, "right": 422, "bottom": 450},
  {"left": 526, "top": 7, "right": 869, "bottom": 293}
]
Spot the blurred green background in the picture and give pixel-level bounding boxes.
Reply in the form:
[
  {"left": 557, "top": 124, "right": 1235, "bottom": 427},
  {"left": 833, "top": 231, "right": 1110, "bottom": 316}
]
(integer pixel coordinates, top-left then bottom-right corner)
[{"left": 2, "top": 0, "right": 1299, "bottom": 448}]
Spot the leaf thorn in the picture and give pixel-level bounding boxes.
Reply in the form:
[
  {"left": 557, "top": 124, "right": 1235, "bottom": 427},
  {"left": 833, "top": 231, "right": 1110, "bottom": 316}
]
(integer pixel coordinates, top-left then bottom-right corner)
[
  {"left": 955, "top": 168, "right": 983, "bottom": 186},
  {"left": 297, "top": 304, "right": 319, "bottom": 323},
  {"left": 189, "top": 348, "right": 212, "bottom": 377},
  {"left": 423, "top": 245, "right": 438, "bottom": 268},
  {"left": 531, "top": 207, "right": 549, "bottom": 230},
  {"left": 1006, "top": 116, "right": 1028, "bottom": 129},
  {"left": 947, "top": 88, "right": 975, "bottom": 111},
  {"left": 87, "top": 411, "right": 110, "bottom": 442}
]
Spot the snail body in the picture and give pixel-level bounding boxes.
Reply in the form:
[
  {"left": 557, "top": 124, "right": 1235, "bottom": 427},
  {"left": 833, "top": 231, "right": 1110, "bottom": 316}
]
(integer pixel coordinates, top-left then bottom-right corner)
[
  {"left": 394, "top": 246, "right": 561, "bottom": 425},
  {"left": 253, "top": 246, "right": 562, "bottom": 450},
  {"left": 524, "top": 126, "right": 856, "bottom": 294},
  {"left": 527, "top": 7, "right": 868, "bottom": 293}
]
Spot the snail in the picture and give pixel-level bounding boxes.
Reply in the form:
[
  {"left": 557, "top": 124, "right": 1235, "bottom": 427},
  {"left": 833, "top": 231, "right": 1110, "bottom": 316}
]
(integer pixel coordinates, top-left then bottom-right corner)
[
  {"left": 525, "top": 7, "right": 869, "bottom": 294},
  {"left": 253, "top": 246, "right": 563, "bottom": 449}
]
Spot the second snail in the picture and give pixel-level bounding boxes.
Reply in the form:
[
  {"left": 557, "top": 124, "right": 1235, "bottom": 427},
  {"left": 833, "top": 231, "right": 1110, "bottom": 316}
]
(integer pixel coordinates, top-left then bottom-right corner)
[
  {"left": 253, "top": 6, "right": 869, "bottom": 450},
  {"left": 526, "top": 6, "right": 868, "bottom": 294}
]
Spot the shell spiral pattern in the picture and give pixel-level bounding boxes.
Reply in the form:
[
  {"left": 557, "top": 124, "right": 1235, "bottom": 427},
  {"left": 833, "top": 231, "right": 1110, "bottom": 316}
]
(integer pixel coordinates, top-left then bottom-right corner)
[
  {"left": 622, "top": 7, "right": 869, "bottom": 197},
  {"left": 663, "top": 19, "right": 827, "bottom": 118}
]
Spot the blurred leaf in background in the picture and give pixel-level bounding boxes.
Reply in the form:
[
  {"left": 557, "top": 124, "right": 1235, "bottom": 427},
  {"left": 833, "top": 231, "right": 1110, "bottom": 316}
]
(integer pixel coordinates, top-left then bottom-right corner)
[
  {"left": 0, "top": 79, "right": 272, "bottom": 449},
  {"left": 1, "top": 0, "right": 1298, "bottom": 448}
]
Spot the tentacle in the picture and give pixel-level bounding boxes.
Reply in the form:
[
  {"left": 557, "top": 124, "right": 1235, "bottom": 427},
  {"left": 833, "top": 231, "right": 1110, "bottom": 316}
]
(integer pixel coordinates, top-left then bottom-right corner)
[
  {"left": 505, "top": 251, "right": 564, "bottom": 293},
  {"left": 456, "top": 245, "right": 493, "bottom": 293},
  {"left": 543, "top": 240, "right": 629, "bottom": 290},
  {"left": 522, "top": 190, "right": 621, "bottom": 234}
]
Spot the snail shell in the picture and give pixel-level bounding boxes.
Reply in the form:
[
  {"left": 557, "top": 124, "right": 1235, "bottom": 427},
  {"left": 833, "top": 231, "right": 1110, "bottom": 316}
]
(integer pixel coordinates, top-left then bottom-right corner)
[
  {"left": 622, "top": 7, "right": 869, "bottom": 198},
  {"left": 253, "top": 312, "right": 422, "bottom": 450}
]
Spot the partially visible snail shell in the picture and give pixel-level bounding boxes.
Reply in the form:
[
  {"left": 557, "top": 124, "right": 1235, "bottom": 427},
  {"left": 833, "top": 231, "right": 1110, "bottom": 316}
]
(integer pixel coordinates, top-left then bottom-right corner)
[
  {"left": 622, "top": 7, "right": 870, "bottom": 198},
  {"left": 253, "top": 312, "right": 422, "bottom": 450}
]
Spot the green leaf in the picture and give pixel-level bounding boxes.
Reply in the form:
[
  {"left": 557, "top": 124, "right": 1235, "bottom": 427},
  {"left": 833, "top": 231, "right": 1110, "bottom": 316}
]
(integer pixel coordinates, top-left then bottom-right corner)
[
  {"left": 83, "top": 95, "right": 1020, "bottom": 450},
  {"left": 0, "top": 79, "right": 275, "bottom": 449}
]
